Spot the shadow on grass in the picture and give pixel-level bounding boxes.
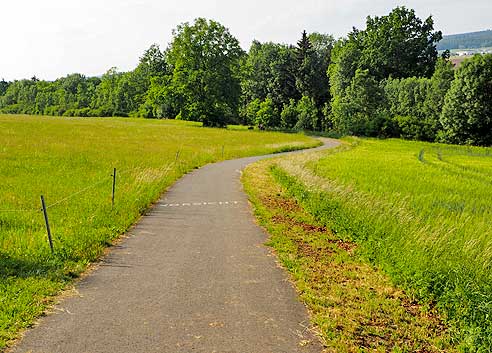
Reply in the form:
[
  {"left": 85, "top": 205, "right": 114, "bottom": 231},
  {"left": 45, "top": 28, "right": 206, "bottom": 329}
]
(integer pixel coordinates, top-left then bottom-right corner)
[{"left": 0, "top": 252, "right": 63, "bottom": 280}]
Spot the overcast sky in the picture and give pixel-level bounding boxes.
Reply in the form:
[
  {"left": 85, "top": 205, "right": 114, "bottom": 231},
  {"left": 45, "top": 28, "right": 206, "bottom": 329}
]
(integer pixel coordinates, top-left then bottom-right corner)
[{"left": 1, "top": 0, "right": 490, "bottom": 81}]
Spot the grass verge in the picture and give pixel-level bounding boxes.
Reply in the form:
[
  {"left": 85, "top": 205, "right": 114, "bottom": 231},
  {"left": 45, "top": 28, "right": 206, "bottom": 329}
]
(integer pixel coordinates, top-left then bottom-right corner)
[
  {"left": 242, "top": 155, "right": 455, "bottom": 352},
  {"left": 250, "top": 138, "right": 492, "bottom": 352}
]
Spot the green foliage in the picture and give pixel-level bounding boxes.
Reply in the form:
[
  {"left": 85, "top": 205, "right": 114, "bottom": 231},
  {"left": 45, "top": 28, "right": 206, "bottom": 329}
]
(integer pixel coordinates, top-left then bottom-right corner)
[
  {"left": 166, "top": 18, "right": 244, "bottom": 127},
  {"left": 328, "top": 6, "right": 451, "bottom": 140},
  {"left": 141, "top": 75, "right": 176, "bottom": 118},
  {"left": 328, "top": 40, "right": 362, "bottom": 99},
  {"left": 427, "top": 58, "right": 455, "bottom": 123},
  {"left": 119, "top": 45, "right": 168, "bottom": 117},
  {"left": 296, "top": 31, "right": 312, "bottom": 63},
  {"left": 241, "top": 32, "right": 333, "bottom": 127},
  {"left": 279, "top": 96, "right": 320, "bottom": 131},
  {"left": 0, "top": 22, "right": 243, "bottom": 124},
  {"left": 383, "top": 58, "right": 455, "bottom": 141},
  {"left": 240, "top": 41, "right": 299, "bottom": 114},
  {"left": 295, "top": 30, "right": 314, "bottom": 97},
  {"left": 384, "top": 77, "right": 434, "bottom": 140},
  {"left": 137, "top": 44, "right": 168, "bottom": 78},
  {"left": 359, "top": 6, "right": 442, "bottom": 80},
  {"left": 274, "top": 138, "right": 492, "bottom": 350},
  {"left": 255, "top": 97, "right": 278, "bottom": 127},
  {"left": 321, "top": 102, "right": 332, "bottom": 131},
  {"left": 0, "top": 79, "right": 10, "bottom": 96},
  {"left": 0, "top": 73, "right": 102, "bottom": 116},
  {"left": 295, "top": 32, "right": 333, "bottom": 109},
  {"left": 92, "top": 67, "right": 124, "bottom": 116},
  {"left": 294, "top": 96, "right": 318, "bottom": 131},
  {"left": 308, "top": 33, "right": 334, "bottom": 101},
  {"left": 240, "top": 41, "right": 275, "bottom": 103},
  {"left": 280, "top": 99, "right": 298, "bottom": 129},
  {"left": 440, "top": 54, "right": 492, "bottom": 145},
  {"left": 244, "top": 98, "right": 261, "bottom": 126},
  {"left": 329, "top": 6, "right": 441, "bottom": 100},
  {"left": 0, "top": 114, "right": 319, "bottom": 349},
  {"left": 0, "top": 79, "right": 38, "bottom": 114},
  {"left": 0, "top": 11, "right": 488, "bottom": 143},
  {"left": 331, "top": 69, "right": 389, "bottom": 136}
]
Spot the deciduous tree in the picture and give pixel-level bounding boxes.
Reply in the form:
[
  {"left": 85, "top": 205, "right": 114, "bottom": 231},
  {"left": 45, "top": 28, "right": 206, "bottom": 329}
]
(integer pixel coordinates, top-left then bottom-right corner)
[
  {"left": 440, "top": 54, "right": 492, "bottom": 145},
  {"left": 167, "top": 18, "right": 244, "bottom": 127}
]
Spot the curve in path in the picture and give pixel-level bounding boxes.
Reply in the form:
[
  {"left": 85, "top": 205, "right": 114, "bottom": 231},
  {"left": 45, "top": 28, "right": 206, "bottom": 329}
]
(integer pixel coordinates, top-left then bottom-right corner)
[{"left": 11, "top": 138, "right": 340, "bottom": 353}]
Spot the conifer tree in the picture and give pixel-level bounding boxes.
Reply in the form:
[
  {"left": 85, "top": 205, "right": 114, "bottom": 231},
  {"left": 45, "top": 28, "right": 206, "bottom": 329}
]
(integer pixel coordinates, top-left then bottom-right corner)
[{"left": 296, "top": 30, "right": 312, "bottom": 64}]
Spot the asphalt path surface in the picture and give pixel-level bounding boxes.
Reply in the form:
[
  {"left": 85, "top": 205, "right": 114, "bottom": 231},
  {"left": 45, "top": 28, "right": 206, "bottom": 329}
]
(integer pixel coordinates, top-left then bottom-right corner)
[{"left": 11, "top": 138, "right": 340, "bottom": 353}]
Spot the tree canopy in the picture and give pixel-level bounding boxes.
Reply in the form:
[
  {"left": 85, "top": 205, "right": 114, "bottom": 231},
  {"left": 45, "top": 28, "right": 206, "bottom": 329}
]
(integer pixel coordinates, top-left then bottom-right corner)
[
  {"left": 1, "top": 9, "right": 492, "bottom": 147},
  {"left": 166, "top": 18, "right": 244, "bottom": 127},
  {"left": 440, "top": 54, "right": 492, "bottom": 145},
  {"left": 240, "top": 41, "right": 298, "bottom": 116},
  {"left": 357, "top": 6, "right": 442, "bottom": 80}
]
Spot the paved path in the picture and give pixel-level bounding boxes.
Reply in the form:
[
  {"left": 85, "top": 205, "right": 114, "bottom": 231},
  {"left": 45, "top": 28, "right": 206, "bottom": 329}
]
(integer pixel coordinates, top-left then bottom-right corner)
[{"left": 11, "top": 139, "right": 339, "bottom": 353}]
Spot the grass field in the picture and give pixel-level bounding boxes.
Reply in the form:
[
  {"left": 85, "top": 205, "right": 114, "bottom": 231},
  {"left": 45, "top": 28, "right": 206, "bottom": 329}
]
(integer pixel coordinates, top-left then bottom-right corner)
[
  {"left": 0, "top": 114, "right": 319, "bottom": 349},
  {"left": 262, "top": 138, "right": 492, "bottom": 352},
  {"left": 243, "top": 158, "right": 454, "bottom": 352}
]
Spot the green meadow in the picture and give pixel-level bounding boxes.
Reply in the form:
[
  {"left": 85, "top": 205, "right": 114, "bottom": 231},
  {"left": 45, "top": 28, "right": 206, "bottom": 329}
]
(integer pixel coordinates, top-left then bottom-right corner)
[
  {"left": 0, "top": 114, "right": 319, "bottom": 349},
  {"left": 270, "top": 138, "right": 492, "bottom": 351}
]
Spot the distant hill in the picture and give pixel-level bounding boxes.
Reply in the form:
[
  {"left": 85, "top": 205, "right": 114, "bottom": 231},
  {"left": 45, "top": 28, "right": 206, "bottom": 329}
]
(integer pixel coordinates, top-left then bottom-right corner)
[{"left": 437, "top": 30, "right": 492, "bottom": 50}]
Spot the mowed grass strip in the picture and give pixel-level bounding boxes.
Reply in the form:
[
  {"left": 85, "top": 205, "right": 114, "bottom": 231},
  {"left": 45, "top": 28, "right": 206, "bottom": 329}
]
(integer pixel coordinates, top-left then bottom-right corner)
[
  {"left": 0, "top": 114, "right": 320, "bottom": 349},
  {"left": 242, "top": 158, "right": 454, "bottom": 352},
  {"left": 269, "top": 138, "right": 492, "bottom": 351}
]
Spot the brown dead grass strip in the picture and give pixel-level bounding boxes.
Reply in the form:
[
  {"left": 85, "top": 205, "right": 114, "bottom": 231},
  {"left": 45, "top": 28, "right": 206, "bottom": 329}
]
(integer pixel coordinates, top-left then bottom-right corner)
[{"left": 243, "top": 159, "right": 454, "bottom": 353}]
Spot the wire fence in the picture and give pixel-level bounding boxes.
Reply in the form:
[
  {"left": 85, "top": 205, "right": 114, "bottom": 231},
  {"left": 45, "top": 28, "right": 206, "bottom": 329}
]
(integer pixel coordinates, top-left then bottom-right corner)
[
  {"left": 0, "top": 172, "right": 114, "bottom": 214},
  {"left": 0, "top": 152, "right": 183, "bottom": 254},
  {"left": 0, "top": 162, "right": 179, "bottom": 212}
]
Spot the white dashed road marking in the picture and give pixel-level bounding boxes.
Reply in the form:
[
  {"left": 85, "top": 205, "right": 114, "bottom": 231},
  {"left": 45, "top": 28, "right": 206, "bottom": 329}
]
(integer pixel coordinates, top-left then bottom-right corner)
[{"left": 159, "top": 201, "right": 241, "bottom": 208}]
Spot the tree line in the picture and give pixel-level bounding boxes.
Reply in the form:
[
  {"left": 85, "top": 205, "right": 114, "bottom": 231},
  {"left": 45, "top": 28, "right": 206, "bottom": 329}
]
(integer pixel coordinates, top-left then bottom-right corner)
[
  {"left": 1, "top": 7, "right": 491, "bottom": 145},
  {"left": 437, "top": 29, "right": 492, "bottom": 51}
]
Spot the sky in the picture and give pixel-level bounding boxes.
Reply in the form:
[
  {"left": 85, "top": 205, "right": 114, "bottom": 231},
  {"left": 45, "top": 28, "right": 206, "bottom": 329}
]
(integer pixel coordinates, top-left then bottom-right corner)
[{"left": 1, "top": 0, "right": 490, "bottom": 81}]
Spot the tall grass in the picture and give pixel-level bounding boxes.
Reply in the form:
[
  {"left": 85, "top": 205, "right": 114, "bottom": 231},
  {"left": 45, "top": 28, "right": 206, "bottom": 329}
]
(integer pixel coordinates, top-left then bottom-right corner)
[
  {"left": 272, "top": 138, "right": 492, "bottom": 352},
  {"left": 0, "top": 114, "right": 319, "bottom": 349}
]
